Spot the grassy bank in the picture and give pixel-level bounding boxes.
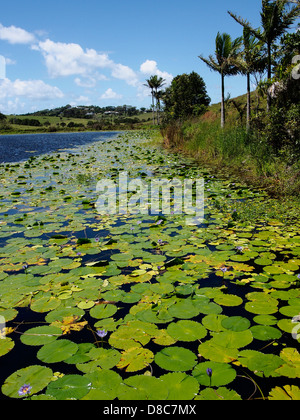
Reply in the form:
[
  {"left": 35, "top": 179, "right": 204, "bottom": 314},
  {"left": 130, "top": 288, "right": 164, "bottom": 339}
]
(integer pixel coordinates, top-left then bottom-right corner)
[
  {"left": 161, "top": 97, "right": 300, "bottom": 199},
  {"left": 0, "top": 113, "right": 154, "bottom": 135}
]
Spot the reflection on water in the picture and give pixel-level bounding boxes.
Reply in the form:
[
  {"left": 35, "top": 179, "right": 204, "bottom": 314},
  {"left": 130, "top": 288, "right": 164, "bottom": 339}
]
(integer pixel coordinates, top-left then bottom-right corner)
[{"left": 0, "top": 131, "right": 121, "bottom": 163}]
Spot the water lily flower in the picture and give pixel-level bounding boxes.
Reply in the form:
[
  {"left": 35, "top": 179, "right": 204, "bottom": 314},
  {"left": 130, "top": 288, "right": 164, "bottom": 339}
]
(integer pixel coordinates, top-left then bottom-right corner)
[
  {"left": 206, "top": 368, "right": 213, "bottom": 377},
  {"left": 96, "top": 329, "right": 107, "bottom": 338},
  {"left": 236, "top": 246, "right": 243, "bottom": 252},
  {"left": 156, "top": 219, "right": 163, "bottom": 225},
  {"left": 220, "top": 267, "right": 228, "bottom": 273},
  {"left": 297, "top": 274, "right": 300, "bottom": 280},
  {"left": 22, "top": 263, "right": 28, "bottom": 270},
  {"left": 18, "top": 384, "right": 32, "bottom": 397},
  {"left": 157, "top": 239, "right": 164, "bottom": 245}
]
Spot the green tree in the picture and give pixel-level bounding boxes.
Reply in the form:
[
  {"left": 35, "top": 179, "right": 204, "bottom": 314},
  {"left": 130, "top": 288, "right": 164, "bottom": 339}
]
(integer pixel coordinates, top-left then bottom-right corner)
[
  {"left": 144, "top": 75, "right": 166, "bottom": 124},
  {"left": 163, "top": 72, "right": 210, "bottom": 121},
  {"left": 228, "top": 0, "right": 300, "bottom": 110},
  {"left": 235, "top": 28, "right": 266, "bottom": 130},
  {"left": 199, "top": 32, "right": 242, "bottom": 128}
]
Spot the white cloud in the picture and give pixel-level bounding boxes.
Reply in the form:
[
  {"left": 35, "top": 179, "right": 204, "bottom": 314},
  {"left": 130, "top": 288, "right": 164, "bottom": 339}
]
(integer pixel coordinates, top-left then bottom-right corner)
[
  {"left": 100, "top": 88, "right": 122, "bottom": 100},
  {"left": 111, "top": 63, "right": 139, "bottom": 86},
  {"left": 32, "top": 39, "right": 113, "bottom": 78},
  {"left": 74, "top": 73, "right": 108, "bottom": 88},
  {"left": 140, "top": 59, "right": 173, "bottom": 85},
  {"left": 33, "top": 38, "right": 140, "bottom": 87},
  {"left": 0, "top": 23, "right": 35, "bottom": 44},
  {"left": 0, "top": 78, "right": 64, "bottom": 100}
]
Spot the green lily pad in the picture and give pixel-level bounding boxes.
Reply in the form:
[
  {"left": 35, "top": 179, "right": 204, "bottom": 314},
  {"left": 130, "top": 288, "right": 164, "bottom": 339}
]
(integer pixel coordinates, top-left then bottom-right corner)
[
  {"left": 167, "top": 320, "right": 207, "bottom": 342},
  {"left": 20, "top": 326, "right": 62, "bottom": 346},
  {"left": 155, "top": 347, "right": 197, "bottom": 372},
  {"left": 117, "top": 347, "right": 154, "bottom": 372},
  {"left": 0, "top": 337, "right": 15, "bottom": 357},
  {"left": 89, "top": 303, "right": 118, "bottom": 319},
  {"left": 82, "top": 370, "right": 123, "bottom": 400},
  {"left": 196, "top": 387, "right": 242, "bottom": 400},
  {"left": 46, "top": 375, "right": 91, "bottom": 400},
  {"left": 192, "top": 362, "right": 236, "bottom": 387},
  {"left": 250, "top": 325, "right": 282, "bottom": 341},
  {"left": 118, "top": 375, "right": 168, "bottom": 400},
  {"left": 160, "top": 372, "right": 200, "bottom": 400},
  {"left": 37, "top": 339, "right": 78, "bottom": 363},
  {"left": 221, "top": 316, "right": 251, "bottom": 332},
  {"left": 214, "top": 294, "right": 243, "bottom": 307},
  {"left": 211, "top": 329, "right": 253, "bottom": 349},
  {"left": 2, "top": 365, "right": 53, "bottom": 399}
]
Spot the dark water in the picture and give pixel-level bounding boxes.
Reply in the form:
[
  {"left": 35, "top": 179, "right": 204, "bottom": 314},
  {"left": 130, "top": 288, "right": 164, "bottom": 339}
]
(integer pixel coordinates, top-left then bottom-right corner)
[{"left": 0, "top": 131, "right": 121, "bottom": 163}]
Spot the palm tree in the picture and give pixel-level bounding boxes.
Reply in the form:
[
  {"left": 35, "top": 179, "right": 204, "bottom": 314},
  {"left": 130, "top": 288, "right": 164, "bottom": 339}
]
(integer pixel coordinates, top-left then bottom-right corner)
[
  {"left": 144, "top": 75, "right": 166, "bottom": 125},
  {"left": 228, "top": 0, "right": 300, "bottom": 110},
  {"left": 235, "top": 28, "right": 266, "bottom": 130},
  {"left": 199, "top": 32, "right": 242, "bottom": 128},
  {"left": 144, "top": 77, "right": 155, "bottom": 124}
]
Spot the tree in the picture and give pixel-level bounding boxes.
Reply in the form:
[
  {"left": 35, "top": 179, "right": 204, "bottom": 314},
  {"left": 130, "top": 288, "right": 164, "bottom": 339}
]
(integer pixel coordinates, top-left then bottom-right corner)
[
  {"left": 199, "top": 32, "right": 242, "bottom": 128},
  {"left": 228, "top": 0, "right": 300, "bottom": 110},
  {"left": 235, "top": 28, "right": 266, "bottom": 130},
  {"left": 144, "top": 75, "right": 166, "bottom": 124},
  {"left": 163, "top": 72, "right": 210, "bottom": 121},
  {"left": 144, "top": 77, "right": 155, "bottom": 124}
]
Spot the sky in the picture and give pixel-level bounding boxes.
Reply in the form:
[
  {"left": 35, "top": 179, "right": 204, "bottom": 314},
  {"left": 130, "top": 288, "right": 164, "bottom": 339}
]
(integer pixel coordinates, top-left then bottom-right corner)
[{"left": 0, "top": 0, "right": 267, "bottom": 114}]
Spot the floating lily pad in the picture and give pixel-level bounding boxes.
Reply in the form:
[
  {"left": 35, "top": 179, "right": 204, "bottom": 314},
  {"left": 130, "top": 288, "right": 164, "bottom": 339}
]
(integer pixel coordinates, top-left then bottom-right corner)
[
  {"left": 192, "top": 362, "right": 236, "bottom": 387},
  {"left": 89, "top": 304, "right": 118, "bottom": 319},
  {"left": 46, "top": 375, "right": 91, "bottom": 400},
  {"left": 167, "top": 320, "right": 207, "bottom": 342},
  {"left": 160, "top": 372, "right": 200, "bottom": 400},
  {"left": 221, "top": 316, "right": 251, "bottom": 332},
  {"left": 250, "top": 325, "right": 282, "bottom": 341},
  {"left": 2, "top": 365, "right": 53, "bottom": 399},
  {"left": 20, "top": 326, "right": 62, "bottom": 346},
  {"left": 37, "top": 339, "right": 78, "bottom": 363},
  {"left": 154, "top": 347, "right": 197, "bottom": 372}
]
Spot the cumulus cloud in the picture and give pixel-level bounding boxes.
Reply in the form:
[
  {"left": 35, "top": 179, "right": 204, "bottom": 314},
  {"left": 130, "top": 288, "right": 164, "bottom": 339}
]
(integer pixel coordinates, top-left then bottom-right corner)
[
  {"left": 100, "top": 88, "right": 122, "bottom": 100},
  {"left": 32, "top": 39, "right": 113, "bottom": 78},
  {"left": 0, "top": 78, "right": 64, "bottom": 100},
  {"left": 140, "top": 59, "right": 173, "bottom": 85},
  {"left": 74, "top": 73, "right": 108, "bottom": 88},
  {"left": 0, "top": 23, "right": 35, "bottom": 44},
  {"left": 33, "top": 39, "right": 139, "bottom": 87},
  {"left": 111, "top": 63, "right": 139, "bottom": 87}
]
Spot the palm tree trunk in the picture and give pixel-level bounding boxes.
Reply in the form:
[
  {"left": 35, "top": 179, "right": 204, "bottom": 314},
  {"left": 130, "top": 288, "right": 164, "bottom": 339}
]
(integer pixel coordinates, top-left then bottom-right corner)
[
  {"left": 151, "top": 90, "right": 155, "bottom": 125},
  {"left": 246, "top": 72, "right": 251, "bottom": 131},
  {"left": 221, "top": 73, "right": 225, "bottom": 129},
  {"left": 267, "top": 42, "right": 272, "bottom": 112}
]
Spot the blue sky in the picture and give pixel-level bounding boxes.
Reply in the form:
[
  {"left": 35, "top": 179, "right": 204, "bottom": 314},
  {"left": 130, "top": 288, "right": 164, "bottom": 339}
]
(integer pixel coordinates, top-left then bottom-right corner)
[{"left": 0, "top": 0, "right": 265, "bottom": 114}]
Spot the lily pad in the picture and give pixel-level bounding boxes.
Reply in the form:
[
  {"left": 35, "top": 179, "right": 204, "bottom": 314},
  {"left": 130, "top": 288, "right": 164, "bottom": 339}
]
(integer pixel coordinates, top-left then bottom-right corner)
[
  {"left": 160, "top": 372, "right": 200, "bottom": 400},
  {"left": 155, "top": 347, "right": 197, "bottom": 372},
  {"left": 20, "top": 326, "right": 62, "bottom": 346},
  {"left": 46, "top": 374, "right": 91, "bottom": 400},
  {"left": 2, "top": 365, "right": 53, "bottom": 399},
  {"left": 37, "top": 339, "right": 78, "bottom": 363},
  {"left": 192, "top": 362, "right": 236, "bottom": 387},
  {"left": 167, "top": 320, "right": 207, "bottom": 342}
]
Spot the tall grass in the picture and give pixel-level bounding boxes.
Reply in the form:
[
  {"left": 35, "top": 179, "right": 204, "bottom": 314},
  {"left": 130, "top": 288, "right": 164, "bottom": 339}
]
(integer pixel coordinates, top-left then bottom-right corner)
[{"left": 162, "top": 117, "right": 300, "bottom": 197}]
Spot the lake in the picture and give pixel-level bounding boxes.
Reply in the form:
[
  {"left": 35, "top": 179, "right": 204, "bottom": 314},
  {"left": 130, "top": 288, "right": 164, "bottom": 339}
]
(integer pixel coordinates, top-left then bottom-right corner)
[
  {"left": 0, "top": 131, "right": 121, "bottom": 163},
  {"left": 0, "top": 130, "right": 299, "bottom": 401}
]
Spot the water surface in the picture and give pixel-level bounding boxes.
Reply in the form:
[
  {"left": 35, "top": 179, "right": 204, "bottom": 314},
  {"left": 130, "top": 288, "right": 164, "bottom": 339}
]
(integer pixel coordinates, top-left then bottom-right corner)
[{"left": 0, "top": 131, "right": 120, "bottom": 163}]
